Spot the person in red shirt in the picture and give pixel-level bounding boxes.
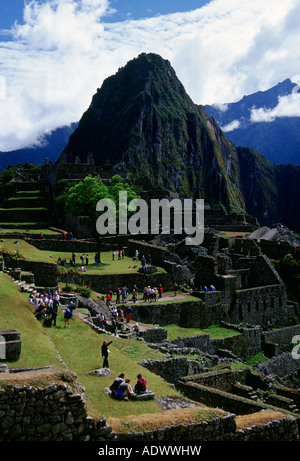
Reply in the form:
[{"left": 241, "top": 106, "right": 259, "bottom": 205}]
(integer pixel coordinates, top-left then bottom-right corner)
[{"left": 134, "top": 374, "right": 147, "bottom": 394}]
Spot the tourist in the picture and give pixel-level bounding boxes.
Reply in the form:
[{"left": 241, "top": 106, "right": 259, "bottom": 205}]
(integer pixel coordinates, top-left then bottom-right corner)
[
  {"left": 159, "top": 284, "right": 163, "bottom": 299},
  {"left": 125, "top": 305, "right": 132, "bottom": 324},
  {"left": 111, "top": 307, "right": 118, "bottom": 321},
  {"left": 116, "top": 287, "right": 121, "bottom": 304},
  {"left": 122, "top": 248, "right": 125, "bottom": 259},
  {"left": 68, "top": 300, "right": 76, "bottom": 319},
  {"left": 112, "top": 250, "right": 115, "bottom": 261},
  {"left": 132, "top": 285, "right": 138, "bottom": 303},
  {"left": 112, "top": 318, "right": 118, "bottom": 336},
  {"left": 110, "top": 373, "right": 125, "bottom": 391},
  {"left": 85, "top": 254, "right": 89, "bottom": 265},
  {"left": 143, "top": 286, "right": 147, "bottom": 302},
  {"left": 134, "top": 374, "right": 147, "bottom": 394},
  {"left": 118, "top": 378, "right": 135, "bottom": 399},
  {"left": 132, "top": 323, "right": 140, "bottom": 337},
  {"left": 105, "top": 292, "right": 112, "bottom": 308},
  {"left": 80, "top": 254, "right": 85, "bottom": 265},
  {"left": 101, "top": 338, "right": 116, "bottom": 368},
  {"left": 63, "top": 306, "right": 72, "bottom": 327},
  {"left": 49, "top": 303, "right": 58, "bottom": 327},
  {"left": 99, "top": 312, "right": 106, "bottom": 330},
  {"left": 122, "top": 286, "right": 129, "bottom": 303},
  {"left": 173, "top": 282, "right": 179, "bottom": 296}
]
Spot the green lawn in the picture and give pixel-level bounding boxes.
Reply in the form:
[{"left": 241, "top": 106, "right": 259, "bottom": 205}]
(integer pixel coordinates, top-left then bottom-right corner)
[
  {"left": 0, "top": 239, "right": 56, "bottom": 264},
  {"left": 0, "top": 273, "right": 60, "bottom": 369},
  {"left": 42, "top": 250, "right": 167, "bottom": 275},
  {"left": 0, "top": 273, "right": 179, "bottom": 421},
  {"left": 0, "top": 228, "right": 59, "bottom": 235},
  {"left": 163, "top": 323, "right": 241, "bottom": 341}
]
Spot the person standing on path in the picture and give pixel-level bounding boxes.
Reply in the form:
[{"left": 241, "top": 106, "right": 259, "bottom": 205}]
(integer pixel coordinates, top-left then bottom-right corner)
[{"left": 101, "top": 338, "right": 116, "bottom": 368}]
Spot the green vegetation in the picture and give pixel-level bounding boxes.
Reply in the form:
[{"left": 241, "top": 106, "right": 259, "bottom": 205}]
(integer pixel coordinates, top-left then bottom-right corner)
[
  {"left": 62, "top": 174, "right": 140, "bottom": 221},
  {"left": 275, "top": 253, "right": 300, "bottom": 281},
  {"left": 0, "top": 273, "right": 60, "bottom": 368},
  {"left": 163, "top": 324, "right": 241, "bottom": 341},
  {"left": 0, "top": 228, "right": 59, "bottom": 235},
  {"left": 0, "top": 239, "right": 56, "bottom": 264},
  {"left": 1, "top": 273, "right": 180, "bottom": 421},
  {"left": 42, "top": 250, "right": 167, "bottom": 275}
]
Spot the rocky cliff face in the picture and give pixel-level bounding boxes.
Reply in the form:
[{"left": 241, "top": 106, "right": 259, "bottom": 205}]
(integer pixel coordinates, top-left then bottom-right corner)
[{"left": 58, "top": 53, "right": 300, "bottom": 230}]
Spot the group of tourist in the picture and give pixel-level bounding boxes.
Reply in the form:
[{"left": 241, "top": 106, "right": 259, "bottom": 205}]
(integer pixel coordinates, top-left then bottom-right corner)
[
  {"left": 191, "top": 282, "right": 217, "bottom": 292},
  {"left": 98, "top": 303, "right": 133, "bottom": 333},
  {"left": 28, "top": 290, "right": 76, "bottom": 327},
  {"left": 109, "top": 372, "right": 148, "bottom": 400},
  {"left": 112, "top": 248, "right": 125, "bottom": 260},
  {"left": 104, "top": 283, "right": 164, "bottom": 308}
]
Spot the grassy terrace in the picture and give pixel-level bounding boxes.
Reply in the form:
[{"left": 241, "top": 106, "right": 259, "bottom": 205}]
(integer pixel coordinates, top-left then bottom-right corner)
[
  {"left": 0, "top": 228, "right": 60, "bottom": 235},
  {"left": 0, "top": 239, "right": 56, "bottom": 264},
  {"left": 0, "top": 272, "right": 225, "bottom": 431},
  {"left": 42, "top": 250, "right": 167, "bottom": 275}
]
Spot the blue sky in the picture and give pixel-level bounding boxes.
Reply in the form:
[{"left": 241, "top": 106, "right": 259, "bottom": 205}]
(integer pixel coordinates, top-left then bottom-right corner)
[
  {"left": 0, "top": 1, "right": 210, "bottom": 29},
  {"left": 0, "top": 0, "right": 300, "bottom": 152}
]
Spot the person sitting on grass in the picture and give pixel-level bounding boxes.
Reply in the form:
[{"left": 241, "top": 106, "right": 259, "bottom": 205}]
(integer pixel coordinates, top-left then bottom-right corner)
[
  {"left": 110, "top": 373, "right": 125, "bottom": 391},
  {"left": 134, "top": 374, "right": 147, "bottom": 394},
  {"left": 118, "top": 378, "right": 136, "bottom": 400}
]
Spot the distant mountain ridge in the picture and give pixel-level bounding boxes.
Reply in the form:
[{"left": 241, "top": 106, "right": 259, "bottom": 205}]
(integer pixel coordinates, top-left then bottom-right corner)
[
  {"left": 0, "top": 123, "right": 78, "bottom": 172},
  {"left": 204, "top": 79, "right": 300, "bottom": 165},
  {"left": 57, "top": 53, "right": 300, "bottom": 231}
]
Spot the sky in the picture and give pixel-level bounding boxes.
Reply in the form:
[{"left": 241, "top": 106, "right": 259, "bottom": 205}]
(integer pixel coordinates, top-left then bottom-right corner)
[{"left": 1, "top": 0, "right": 300, "bottom": 152}]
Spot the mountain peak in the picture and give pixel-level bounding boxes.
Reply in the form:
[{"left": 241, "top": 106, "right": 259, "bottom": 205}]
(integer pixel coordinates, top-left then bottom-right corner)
[{"left": 58, "top": 53, "right": 244, "bottom": 212}]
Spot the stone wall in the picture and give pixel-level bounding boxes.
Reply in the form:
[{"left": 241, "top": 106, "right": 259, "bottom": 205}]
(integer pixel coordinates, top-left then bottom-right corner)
[
  {"left": 233, "top": 284, "right": 288, "bottom": 327},
  {"left": 115, "top": 412, "right": 237, "bottom": 442},
  {"left": 177, "top": 380, "right": 298, "bottom": 421},
  {"left": 0, "top": 330, "right": 21, "bottom": 361},
  {"left": 0, "top": 377, "right": 114, "bottom": 441},
  {"left": 137, "top": 357, "right": 203, "bottom": 384},
  {"left": 181, "top": 369, "right": 236, "bottom": 392},
  {"left": 3, "top": 257, "right": 58, "bottom": 288},
  {"left": 262, "top": 325, "right": 300, "bottom": 355},
  {"left": 59, "top": 271, "right": 172, "bottom": 294},
  {"left": 131, "top": 299, "right": 211, "bottom": 329}
]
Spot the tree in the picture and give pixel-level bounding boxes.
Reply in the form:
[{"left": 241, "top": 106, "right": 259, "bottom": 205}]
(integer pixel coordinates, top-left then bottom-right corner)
[
  {"left": 65, "top": 174, "right": 140, "bottom": 221},
  {"left": 65, "top": 175, "right": 111, "bottom": 218}
]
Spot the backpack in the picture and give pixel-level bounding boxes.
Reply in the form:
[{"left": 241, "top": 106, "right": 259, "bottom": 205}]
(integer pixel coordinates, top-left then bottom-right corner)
[{"left": 112, "top": 389, "right": 124, "bottom": 400}]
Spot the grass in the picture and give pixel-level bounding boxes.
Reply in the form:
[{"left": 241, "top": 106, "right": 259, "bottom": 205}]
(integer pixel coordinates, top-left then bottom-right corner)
[
  {"left": 109, "top": 407, "right": 226, "bottom": 434},
  {"left": 42, "top": 250, "right": 167, "bottom": 275},
  {"left": 45, "top": 313, "right": 179, "bottom": 419},
  {"left": 163, "top": 323, "right": 241, "bottom": 341},
  {"left": 0, "top": 239, "right": 56, "bottom": 264},
  {"left": 0, "top": 273, "right": 60, "bottom": 369},
  {"left": 1, "top": 274, "right": 180, "bottom": 422},
  {"left": 0, "top": 228, "right": 59, "bottom": 235}
]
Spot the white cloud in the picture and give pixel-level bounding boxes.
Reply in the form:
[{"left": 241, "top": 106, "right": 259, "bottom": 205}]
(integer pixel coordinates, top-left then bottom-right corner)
[
  {"left": 221, "top": 120, "right": 240, "bottom": 132},
  {"left": 0, "top": 0, "right": 300, "bottom": 151},
  {"left": 250, "top": 90, "right": 300, "bottom": 122}
]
